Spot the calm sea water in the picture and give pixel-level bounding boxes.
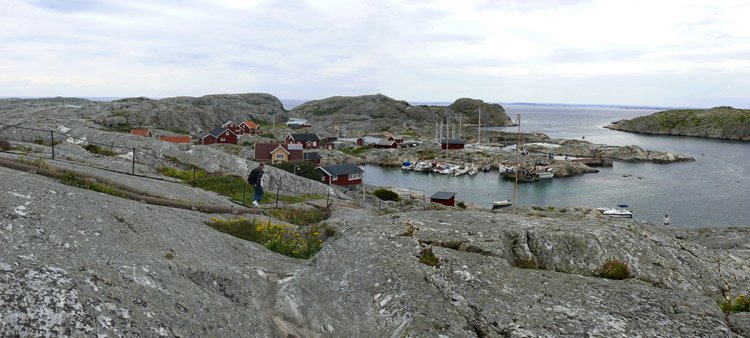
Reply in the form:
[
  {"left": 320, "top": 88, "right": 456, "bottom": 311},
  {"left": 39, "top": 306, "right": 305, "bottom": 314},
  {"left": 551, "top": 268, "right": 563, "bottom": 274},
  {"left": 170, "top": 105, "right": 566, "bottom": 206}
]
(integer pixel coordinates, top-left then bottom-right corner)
[{"left": 359, "top": 103, "right": 749, "bottom": 228}]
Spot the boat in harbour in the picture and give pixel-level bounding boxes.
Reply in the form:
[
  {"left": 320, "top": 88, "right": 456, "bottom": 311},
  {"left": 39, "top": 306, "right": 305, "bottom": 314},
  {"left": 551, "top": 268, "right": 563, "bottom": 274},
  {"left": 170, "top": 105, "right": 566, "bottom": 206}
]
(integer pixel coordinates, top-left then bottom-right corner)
[
  {"left": 600, "top": 205, "right": 633, "bottom": 218},
  {"left": 492, "top": 199, "right": 512, "bottom": 208},
  {"left": 401, "top": 161, "right": 413, "bottom": 171},
  {"left": 413, "top": 161, "right": 433, "bottom": 172}
]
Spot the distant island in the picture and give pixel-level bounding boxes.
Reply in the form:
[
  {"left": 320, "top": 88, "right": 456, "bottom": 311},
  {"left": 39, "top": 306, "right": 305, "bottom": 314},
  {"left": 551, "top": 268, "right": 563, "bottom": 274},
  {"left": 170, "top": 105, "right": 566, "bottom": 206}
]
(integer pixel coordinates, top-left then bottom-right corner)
[{"left": 606, "top": 106, "right": 750, "bottom": 141}]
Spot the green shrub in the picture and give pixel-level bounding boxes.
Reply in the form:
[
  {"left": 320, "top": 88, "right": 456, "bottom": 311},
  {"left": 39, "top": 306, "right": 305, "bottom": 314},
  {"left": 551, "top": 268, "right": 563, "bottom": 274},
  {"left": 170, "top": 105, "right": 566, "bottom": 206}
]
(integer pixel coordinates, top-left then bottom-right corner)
[
  {"left": 457, "top": 201, "right": 467, "bottom": 209},
  {"left": 207, "top": 217, "right": 330, "bottom": 259},
  {"left": 104, "top": 123, "right": 133, "bottom": 133},
  {"left": 0, "top": 139, "right": 12, "bottom": 151},
  {"left": 83, "top": 144, "right": 118, "bottom": 156},
  {"left": 267, "top": 208, "right": 332, "bottom": 226},
  {"left": 419, "top": 246, "right": 439, "bottom": 267},
  {"left": 373, "top": 188, "right": 400, "bottom": 201},
  {"left": 340, "top": 146, "right": 369, "bottom": 158},
  {"left": 600, "top": 259, "right": 631, "bottom": 280},
  {"left": 273, "top": 161, "right": 320, "bottom": 181},
  {"left": 260, "top": 132, "right": 276, "bottom": 139},
  {"left": 719, "top": 293, "right": 750, "bottom": 313},
  {"left": 58, "top": 172, "right": 124, "bottom": 197}
]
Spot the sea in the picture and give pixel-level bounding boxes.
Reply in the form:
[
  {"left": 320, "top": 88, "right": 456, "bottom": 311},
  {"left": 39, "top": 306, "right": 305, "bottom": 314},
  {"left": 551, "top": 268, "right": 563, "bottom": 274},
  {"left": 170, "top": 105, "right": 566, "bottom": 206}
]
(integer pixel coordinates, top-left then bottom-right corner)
[{"left": 331, "top": 102, "right": 748, "bottom": 228}]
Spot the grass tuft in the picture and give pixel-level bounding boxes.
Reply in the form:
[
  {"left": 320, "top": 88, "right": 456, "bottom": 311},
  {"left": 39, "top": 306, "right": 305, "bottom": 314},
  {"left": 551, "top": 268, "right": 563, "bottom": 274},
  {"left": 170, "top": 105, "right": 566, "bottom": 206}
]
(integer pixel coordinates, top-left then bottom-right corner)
[
  {"left": 419, "top": 246, "right": 439, "bottom": 267},
  {"left": 600, "top": 259, "right": 631, "bottom": 280}
]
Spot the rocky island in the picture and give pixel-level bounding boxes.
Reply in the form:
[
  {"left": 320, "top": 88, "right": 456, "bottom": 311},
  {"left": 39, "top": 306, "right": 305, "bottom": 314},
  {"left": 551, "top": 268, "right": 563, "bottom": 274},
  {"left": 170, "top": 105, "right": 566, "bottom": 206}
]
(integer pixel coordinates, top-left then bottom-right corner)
[
  {"left": 606, "top": 106, "right": 750, "bottom": 141},
  {"left": 1, "top": 94, "right": 745, "bottom": 337}
]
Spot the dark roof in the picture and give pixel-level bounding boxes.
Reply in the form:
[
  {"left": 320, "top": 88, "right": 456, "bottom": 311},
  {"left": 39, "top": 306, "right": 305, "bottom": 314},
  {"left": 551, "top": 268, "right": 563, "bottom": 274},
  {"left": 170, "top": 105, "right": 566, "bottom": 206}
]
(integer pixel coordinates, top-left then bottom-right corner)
[
  {"left": 288, "top": 133, "right": 320, "bottom": 142},
  {"left": 318, "top": 163, "right": 363, "bottom": 176},
  {"left": 200, "top": 127, "right": 235, "bottom": 139},
  {"left": 304, "top": 152, "right": 322, "bottom": 160},
  {"left": 376, "top": 139, "right": 397, "bottom": 146},
  {"left": 440, "top": 138, "right": 465, "bottom": 145},
  {"left": 430, "top": 191, "right": 457, "bottom": 200}
]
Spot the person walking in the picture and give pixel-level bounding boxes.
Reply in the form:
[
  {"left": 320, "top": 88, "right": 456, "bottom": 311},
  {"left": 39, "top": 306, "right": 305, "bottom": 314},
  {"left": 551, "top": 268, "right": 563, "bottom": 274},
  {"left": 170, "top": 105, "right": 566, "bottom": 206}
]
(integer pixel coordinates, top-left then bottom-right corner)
[
  {"left": 248, "top": 163, "right": 265, "bottom": 207},
  {"left": 663, "top": 214, "right": 670, "bottom": 225}
]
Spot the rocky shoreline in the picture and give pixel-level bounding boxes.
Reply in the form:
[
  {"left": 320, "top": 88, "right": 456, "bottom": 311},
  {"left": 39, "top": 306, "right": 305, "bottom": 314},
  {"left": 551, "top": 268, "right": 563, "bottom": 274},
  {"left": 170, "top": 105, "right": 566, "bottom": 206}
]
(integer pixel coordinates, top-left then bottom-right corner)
[{"left": 605, "top": 106, "right": 750, "bottom": 141}]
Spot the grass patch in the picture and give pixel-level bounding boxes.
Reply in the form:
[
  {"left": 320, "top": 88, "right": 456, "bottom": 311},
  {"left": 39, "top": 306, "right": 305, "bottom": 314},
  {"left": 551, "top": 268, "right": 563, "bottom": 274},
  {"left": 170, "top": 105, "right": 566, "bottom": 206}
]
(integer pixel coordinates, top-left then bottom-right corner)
[
  {"left": 340, "top": 146, "right": 370, "bottom": 158},
  {"left": 159, "top": 166, "right": 323, "bottom": 206},
  {"left": 167, "top": 128, "right": 190, "bottom": 135},
  {"left": 600, "top": 259, "right": 631, "bottom": 280},
  {"left": 83, "top": 144, "right": 118, "bottom": 156},
  {"left": 419, "top": 246, "right": 440, "bottom": 267},
  {"left": 457, "top": 201, "right": 467, "bottom": 209},
  {"left": 266, "top": 208, "right": 332, "bottom": 226},
  {"left": 104, "top": 123, "right": 133, "bottom": 133},
  {"left": 33, "top": 139, "right": 62, "bottom": 146},
  {"left": 719, "top": 293, "right": 750, "bottom": 313},
  {"left": 59, "top": 172, "right": 125, "bottom": 197},
  {"left": 207, "top": 217, "right": 334, "bottom": 259}
]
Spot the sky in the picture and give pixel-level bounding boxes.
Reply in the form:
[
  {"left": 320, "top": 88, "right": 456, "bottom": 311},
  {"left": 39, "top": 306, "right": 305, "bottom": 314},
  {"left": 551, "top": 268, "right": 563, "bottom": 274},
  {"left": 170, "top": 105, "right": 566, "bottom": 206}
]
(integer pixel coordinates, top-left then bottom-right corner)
[{"left": 1, "top": 0, "right": 749, "bottom": 108}]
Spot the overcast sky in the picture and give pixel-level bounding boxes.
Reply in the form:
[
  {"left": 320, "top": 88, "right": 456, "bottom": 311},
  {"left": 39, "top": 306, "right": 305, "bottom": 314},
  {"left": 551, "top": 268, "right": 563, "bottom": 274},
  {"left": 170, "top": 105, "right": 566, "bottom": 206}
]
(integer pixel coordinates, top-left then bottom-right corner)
[{"left": 2, "top": 0, "right": 749, "bottom": 107}]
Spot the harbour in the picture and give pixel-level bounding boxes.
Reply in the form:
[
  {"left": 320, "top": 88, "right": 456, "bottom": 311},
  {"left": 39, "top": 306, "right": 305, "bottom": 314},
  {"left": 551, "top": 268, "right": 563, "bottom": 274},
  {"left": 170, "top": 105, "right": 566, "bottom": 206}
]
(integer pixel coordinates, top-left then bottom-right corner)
[{"left": 362, "top": 103, "right": 750, "bottom": 228}]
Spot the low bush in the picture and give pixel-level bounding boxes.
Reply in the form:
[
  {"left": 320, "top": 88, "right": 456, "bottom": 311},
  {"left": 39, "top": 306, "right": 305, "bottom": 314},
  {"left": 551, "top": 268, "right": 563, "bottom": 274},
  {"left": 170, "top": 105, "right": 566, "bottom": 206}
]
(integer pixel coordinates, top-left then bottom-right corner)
[
  {"left": 59, "top": 172, "right": 124, "bottom": 197},
  {"left": 600, "top": 259, "right": 631, "bottom": 280},
  {"left": 207, "top": 217, "right": 331, "bottom": 259},
  {"left": 719, "top": 293, "right": 750, "bottom": 313},
  {"left": 340, "top": 146, "right": 369, "bottom": 158},
  {"left": 373, "top": 188, "right": 400, "bottom": 201},
  {"left": 83, "top": 144, "right": 118, "bottom": 156},
  {"left": 267, "top": 208, "right": 332, "bottom": 226},
  {"left": 515, "top": 259, "right": 539, "bottom": 269},
  {"left": 419, "top": 246, "right": 439, "bottom": 267},
  {"left": 457, "top": 201, "right": 467, "bottom": 209},
  {"left": 0, "top": 139, "right": 10, "bottom": 151},
  {"left": 273, "top": 161, "right": 320, "bottom": 181}
]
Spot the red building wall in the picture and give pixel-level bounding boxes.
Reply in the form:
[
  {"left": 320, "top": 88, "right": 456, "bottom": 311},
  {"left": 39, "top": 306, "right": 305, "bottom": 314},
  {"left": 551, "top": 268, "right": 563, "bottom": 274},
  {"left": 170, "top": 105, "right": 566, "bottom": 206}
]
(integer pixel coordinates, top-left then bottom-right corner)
[
  {"left": 430, "top": 196, "right": 455, "bottom": 206},
  {"left": 322, "top": 174, "right": 362, "bottom": 186},
  {"left": 441, "top": 143, "right": 464, "bottom": 150},
  {"left": 200, "top": 135, "right": 217, "bottom": 145}
]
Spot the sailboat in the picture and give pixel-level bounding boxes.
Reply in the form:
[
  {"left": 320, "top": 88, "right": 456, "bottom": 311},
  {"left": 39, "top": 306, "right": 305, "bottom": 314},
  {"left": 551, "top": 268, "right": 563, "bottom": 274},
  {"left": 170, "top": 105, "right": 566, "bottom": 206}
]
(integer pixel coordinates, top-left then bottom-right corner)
[{"left": 494, "top": 113, "right": 524, "bottom": 211}]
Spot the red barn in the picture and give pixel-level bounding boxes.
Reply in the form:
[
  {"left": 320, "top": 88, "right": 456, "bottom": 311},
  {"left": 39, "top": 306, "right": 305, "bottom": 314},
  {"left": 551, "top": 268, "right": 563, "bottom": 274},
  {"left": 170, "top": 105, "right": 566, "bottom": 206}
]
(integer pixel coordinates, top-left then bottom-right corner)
[
  {"left": 430, "top": 191, "right": 457, "bottom": 207},
  {"left": 317, "top": 163, "right": 364, "bottom": 186},
  {"left": 199, "top": 127, "right": 238, "bottom": 145}
]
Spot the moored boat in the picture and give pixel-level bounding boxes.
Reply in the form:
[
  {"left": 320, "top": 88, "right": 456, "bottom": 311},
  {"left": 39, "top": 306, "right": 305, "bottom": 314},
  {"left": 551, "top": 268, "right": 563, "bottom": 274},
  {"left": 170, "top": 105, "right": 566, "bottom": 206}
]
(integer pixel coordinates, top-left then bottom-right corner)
[
  {"left": 492, "top": 199, "right": 512, "bottom": 208},
  {"left": 601, "top": 205, "right": 633, "bottom": 218}
]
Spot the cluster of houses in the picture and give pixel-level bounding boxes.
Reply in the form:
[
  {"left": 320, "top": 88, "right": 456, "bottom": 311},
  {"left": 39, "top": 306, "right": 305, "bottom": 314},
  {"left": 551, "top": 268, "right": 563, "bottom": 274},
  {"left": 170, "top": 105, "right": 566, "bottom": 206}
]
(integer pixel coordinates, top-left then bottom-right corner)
[
  {"left": 130, "top": 121, "right": 464, "bottom": 205},
  {"left": 199, "top": 120, "right": 261, "bottom": 145}
]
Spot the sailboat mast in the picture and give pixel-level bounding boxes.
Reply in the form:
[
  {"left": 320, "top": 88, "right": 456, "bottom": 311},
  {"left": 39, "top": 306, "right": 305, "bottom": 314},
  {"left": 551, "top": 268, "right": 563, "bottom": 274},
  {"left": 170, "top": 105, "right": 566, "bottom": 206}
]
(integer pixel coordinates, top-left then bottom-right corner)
[
  {"left": 513, "top": 113, "right": 521, "bottom": 213},
  {"left": 478, "top": 107, "right": 481, "bottom": 144}
]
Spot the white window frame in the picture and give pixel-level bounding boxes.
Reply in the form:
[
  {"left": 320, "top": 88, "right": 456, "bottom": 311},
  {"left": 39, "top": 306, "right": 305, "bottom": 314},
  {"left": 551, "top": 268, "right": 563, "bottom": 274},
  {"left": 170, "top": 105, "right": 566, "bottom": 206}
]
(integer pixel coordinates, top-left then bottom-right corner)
[
  {"left": 275, "top": 153, "right": 284, "bottom": 160},
  {"left": 349, "top": 172, "right": 362, "bottom": 180}
]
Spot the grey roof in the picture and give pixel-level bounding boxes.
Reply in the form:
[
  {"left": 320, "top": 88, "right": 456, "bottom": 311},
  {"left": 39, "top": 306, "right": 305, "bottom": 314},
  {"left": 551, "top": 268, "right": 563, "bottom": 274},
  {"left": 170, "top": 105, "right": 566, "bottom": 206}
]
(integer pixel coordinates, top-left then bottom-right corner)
[
  {"left": 376, "top": 139, "right": 397, "bottom": 146},
  {"left": 288, "top": 144, "right": 304, "bottom": 150},
  {"left": 288, "top": 133, "right": 320, "bottom": 142},
  {"left": 430, "top": 191, "right": 457, "bottom": 200},
  {"left": 318, "top": 163, "right": 364, "bottom": 176},
  {"left": 200, "top": 127, "right": 234, "bottom": 139},
  {"left": 440, "top": 138, "right": 465, "bottom": 145},
  {"left": 360, "top": 136, "right": 381, "bottom": 144},
  {"left": 304, "top": 152, "right": 322, "bottom": 160}
]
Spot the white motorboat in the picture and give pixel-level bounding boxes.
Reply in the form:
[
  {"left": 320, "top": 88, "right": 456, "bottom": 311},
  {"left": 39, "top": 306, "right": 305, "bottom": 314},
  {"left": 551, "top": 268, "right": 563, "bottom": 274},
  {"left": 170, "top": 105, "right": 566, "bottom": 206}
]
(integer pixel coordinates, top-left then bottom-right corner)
[
  {"left": 453, "top": 164, "right": 471, "bottom": 176},
  {"left": 492, "top": 199, "right": 512, "bottom": 208},
  {"left": 413, "top": 161, "right": 433, "bottom": 172},
  {"left": 535, "top": 170, "right": 554, "bottom": 179},
  {"left": 401, "top": 160, "right": 413, "bottom": 171},
  {"left": 601, "top": 205, "right": 633, "bottom": 218}
]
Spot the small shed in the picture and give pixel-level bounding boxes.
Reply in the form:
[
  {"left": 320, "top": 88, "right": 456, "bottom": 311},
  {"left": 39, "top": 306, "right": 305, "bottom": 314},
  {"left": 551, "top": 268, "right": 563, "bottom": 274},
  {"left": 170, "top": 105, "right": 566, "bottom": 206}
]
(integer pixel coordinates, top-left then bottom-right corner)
[
  {"left": 303, "top": 151, "right": 322, "bottom": 165},
  {"left": 130, "top": 129, "right": 152, "bottom": 137},
  {"left": 159, "top": 135, "right": 192, "bottom": 144},
  {"left": 440, "top": 138, "right": 465, "bottom": 150},
  {"left": 317, "top": 163, "right": 364, "bottom": 186},
  {"left": 430, "top": 191, "right": 457, "bottom": 207}
]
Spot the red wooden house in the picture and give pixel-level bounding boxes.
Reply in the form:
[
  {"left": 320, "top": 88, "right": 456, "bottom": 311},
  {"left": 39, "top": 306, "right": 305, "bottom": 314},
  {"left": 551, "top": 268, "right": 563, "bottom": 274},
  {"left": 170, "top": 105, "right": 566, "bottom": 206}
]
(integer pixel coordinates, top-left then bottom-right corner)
[
  {"left": 240, "top": 120, "right": 261, "bottom": 134},
  {"left": 285, "top": 133, "right": 321, "bottom": 149},
  {"left": 374, "top": 139, "right": 398, "bottom": 149},
  {"left": 440, "top": 138, "right": 465, "bottom": 150},
  {"left": 430, "top": 191, "right": 457, "bottom": 207},
  {"left": 199, "top": 127, "right": 238, "bottom": 145},
  {"left": 222, "top": 121, "right": 243, "bottom": 135},
  {"left": 317, "top": 163, "right": 363, "bottom": 186},
  {"left": 255, "top": 143, "right": 303, "bottom": 164}
]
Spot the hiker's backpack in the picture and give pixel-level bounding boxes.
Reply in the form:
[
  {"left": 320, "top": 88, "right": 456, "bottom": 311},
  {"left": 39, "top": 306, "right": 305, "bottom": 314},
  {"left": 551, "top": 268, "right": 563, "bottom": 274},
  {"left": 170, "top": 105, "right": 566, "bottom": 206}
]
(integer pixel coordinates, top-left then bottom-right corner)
[{"left": 247, "top": 168, "right": 259, "bottom": 185}]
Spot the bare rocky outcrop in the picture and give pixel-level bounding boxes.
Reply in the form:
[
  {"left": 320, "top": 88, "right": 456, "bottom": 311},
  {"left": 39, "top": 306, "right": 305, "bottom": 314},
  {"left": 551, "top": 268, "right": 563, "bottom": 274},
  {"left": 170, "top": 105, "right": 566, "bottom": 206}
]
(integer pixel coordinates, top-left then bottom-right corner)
[
  {"left": 2, "top": 158, "right": 750, "bottom": 336},
  {"left": 606, "top": 106, "right": 750, "bottom": 141}
]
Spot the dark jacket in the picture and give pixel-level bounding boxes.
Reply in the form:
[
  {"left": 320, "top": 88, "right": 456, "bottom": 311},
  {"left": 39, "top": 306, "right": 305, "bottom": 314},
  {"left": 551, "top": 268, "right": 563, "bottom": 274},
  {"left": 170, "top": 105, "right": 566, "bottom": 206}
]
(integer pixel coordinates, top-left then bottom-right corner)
[{"left": 248, "top": 167, "right": 264, "bottom": 187}]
